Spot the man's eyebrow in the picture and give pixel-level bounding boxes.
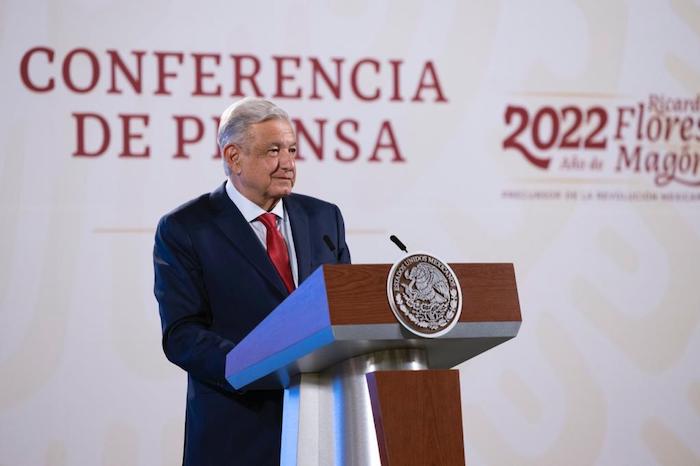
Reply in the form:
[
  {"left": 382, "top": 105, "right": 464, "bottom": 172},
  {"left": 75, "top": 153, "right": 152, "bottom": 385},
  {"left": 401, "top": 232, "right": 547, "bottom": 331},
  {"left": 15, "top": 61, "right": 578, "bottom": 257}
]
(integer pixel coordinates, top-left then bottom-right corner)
[{"left": 266, "top": 141, "right": 296, "bottom": 147}]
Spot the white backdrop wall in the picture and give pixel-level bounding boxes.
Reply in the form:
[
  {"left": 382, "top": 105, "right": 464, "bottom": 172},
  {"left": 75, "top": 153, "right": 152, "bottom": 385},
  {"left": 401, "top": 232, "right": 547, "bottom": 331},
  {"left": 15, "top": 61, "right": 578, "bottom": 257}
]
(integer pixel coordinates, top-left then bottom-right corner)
[{"left": 1, "top": 1, "right": 699, "bottom": 465}]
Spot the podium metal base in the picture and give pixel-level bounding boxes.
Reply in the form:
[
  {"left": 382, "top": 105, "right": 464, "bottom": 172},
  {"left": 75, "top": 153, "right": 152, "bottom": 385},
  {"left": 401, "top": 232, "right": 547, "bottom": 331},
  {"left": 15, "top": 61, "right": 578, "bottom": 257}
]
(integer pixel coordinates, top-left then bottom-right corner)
[{"left": 281, "top": 348, "right": 428, "bottom": 466}]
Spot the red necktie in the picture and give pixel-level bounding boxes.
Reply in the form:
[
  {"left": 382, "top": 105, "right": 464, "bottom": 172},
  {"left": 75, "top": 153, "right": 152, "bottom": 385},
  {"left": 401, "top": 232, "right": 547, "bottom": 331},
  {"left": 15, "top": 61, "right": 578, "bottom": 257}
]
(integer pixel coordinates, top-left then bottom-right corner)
[{"left": 257, "top": 213, "right": 295, "bottom": 293}]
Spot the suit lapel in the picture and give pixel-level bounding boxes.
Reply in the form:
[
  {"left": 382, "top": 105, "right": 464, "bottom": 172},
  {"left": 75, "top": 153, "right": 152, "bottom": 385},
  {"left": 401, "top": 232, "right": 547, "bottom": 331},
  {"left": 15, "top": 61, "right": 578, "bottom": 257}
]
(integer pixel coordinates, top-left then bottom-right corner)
[
  {"left": 285, "top": 195, "right": 313, "bottom": 283},
  {"left": 208, "top": 183, "right": 288, "bottom": 298}
]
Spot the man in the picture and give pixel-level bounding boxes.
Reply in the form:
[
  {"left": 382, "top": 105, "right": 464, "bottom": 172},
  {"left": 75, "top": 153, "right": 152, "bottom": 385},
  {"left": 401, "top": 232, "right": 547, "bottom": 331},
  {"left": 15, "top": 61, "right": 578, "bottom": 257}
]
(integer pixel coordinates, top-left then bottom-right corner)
[{"left": 153, "top": 97, "right": 351, "bottom": 465}]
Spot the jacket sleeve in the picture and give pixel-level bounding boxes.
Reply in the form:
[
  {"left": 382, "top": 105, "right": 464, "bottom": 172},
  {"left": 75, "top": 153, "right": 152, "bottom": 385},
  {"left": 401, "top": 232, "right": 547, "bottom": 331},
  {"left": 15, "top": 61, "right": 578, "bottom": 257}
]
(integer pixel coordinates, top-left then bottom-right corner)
[
  {"left": 153, "top": 213, "right": 237, "bottom": 393},
  {"left": 333, "top": 204, "right": 351, "bottom": 265}
]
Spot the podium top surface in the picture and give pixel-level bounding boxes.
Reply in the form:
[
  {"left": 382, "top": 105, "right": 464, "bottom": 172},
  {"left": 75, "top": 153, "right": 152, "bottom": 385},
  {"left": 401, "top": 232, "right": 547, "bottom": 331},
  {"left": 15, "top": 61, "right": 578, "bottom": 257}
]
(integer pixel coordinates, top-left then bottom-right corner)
[{"left": 226, "top": 263, "right": 521, "bottom": 390}]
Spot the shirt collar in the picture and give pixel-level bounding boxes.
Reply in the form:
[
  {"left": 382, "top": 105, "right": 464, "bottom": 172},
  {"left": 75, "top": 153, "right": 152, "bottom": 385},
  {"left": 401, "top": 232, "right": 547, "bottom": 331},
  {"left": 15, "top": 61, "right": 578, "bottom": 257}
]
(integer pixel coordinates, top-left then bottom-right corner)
[{"left": 225, "top": 179, "right": 285, "bottom": 222}]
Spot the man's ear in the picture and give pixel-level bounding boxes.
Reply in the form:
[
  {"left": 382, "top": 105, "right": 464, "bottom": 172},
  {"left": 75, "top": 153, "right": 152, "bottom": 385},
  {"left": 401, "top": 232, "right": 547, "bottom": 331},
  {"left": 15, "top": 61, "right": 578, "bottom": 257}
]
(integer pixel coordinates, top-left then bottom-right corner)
[{"left": 224, "top": 144, "right": 241, "bottom": 175}]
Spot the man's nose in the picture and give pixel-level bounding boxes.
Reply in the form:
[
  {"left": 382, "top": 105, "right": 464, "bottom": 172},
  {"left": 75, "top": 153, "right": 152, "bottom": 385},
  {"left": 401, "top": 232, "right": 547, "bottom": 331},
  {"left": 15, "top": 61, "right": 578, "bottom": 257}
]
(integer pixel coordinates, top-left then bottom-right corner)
[{"left": 279, "top": 149, "right": 295, "bottom": 170}]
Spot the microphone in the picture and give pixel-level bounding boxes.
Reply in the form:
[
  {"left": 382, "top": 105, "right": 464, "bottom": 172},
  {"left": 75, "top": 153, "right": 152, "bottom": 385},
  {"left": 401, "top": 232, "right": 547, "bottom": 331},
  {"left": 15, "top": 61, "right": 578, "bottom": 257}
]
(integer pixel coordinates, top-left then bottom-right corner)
[
  {"left": 389, "top": 235, "right": 408, "bottom": 253},
  {"left": 322, "top": 234, "right": 336, "bottom": 252}
]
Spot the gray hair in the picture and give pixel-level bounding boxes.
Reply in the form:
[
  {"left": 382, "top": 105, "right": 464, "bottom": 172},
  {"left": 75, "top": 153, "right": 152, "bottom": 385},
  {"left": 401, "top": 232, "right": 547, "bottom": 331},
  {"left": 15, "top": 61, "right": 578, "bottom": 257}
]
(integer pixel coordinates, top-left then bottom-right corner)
[{"left": 217, "top": 97, "right": 291, "bottom": 176}]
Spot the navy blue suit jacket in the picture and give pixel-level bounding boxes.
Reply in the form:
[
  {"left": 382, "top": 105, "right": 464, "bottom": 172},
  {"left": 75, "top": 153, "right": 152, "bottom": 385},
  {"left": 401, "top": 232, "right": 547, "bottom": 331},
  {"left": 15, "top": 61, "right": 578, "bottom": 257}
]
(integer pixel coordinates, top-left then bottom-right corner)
[{"left": 153, "top": 183, "right": 350, "bottom": 466}]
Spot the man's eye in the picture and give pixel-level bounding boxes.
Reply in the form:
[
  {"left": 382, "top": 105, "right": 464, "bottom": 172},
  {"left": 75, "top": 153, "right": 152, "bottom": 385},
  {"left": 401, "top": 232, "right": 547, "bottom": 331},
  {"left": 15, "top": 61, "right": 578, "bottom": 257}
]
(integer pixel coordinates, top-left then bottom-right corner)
[{"left": 268, "top": 148, "right": 280, "bottom": 155}]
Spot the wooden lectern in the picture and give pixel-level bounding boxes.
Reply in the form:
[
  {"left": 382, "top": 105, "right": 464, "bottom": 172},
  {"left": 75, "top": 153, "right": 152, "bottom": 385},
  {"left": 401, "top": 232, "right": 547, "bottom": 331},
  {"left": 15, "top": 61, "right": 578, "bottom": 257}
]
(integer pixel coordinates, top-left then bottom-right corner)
[{"left": 226, "top": 264, "right": 521, "bottom": 466}]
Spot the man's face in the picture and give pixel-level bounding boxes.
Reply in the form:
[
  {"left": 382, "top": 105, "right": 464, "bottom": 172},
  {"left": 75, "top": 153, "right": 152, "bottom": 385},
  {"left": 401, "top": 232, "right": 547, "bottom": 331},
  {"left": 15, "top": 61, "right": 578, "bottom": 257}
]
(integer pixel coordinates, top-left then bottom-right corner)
[{"left": 226, "top": 119, "right": 297, "bottom": 210}]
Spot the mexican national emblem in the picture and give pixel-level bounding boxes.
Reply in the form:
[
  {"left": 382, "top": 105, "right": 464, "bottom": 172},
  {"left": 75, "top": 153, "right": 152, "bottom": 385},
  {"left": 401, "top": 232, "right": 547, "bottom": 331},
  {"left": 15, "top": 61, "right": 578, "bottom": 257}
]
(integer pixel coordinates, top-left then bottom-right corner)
[{"left": 387, "top": 253, "right": 462, "bottom": 338}]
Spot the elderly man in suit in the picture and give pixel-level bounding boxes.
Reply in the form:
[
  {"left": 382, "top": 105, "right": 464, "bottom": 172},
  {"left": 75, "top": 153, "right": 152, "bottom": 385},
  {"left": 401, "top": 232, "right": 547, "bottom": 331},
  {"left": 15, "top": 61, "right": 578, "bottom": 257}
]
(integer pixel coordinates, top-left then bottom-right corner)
[{"left": 153, "top": 97, "right": 351, "bottom": 465}]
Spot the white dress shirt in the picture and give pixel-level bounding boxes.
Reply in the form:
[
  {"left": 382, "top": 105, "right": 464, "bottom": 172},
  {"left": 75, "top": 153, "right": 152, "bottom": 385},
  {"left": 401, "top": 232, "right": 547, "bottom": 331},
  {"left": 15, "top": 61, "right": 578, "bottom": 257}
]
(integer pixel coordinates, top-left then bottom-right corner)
[{"left": 225, "top": 180, "right": 299, "bottom": 287}]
